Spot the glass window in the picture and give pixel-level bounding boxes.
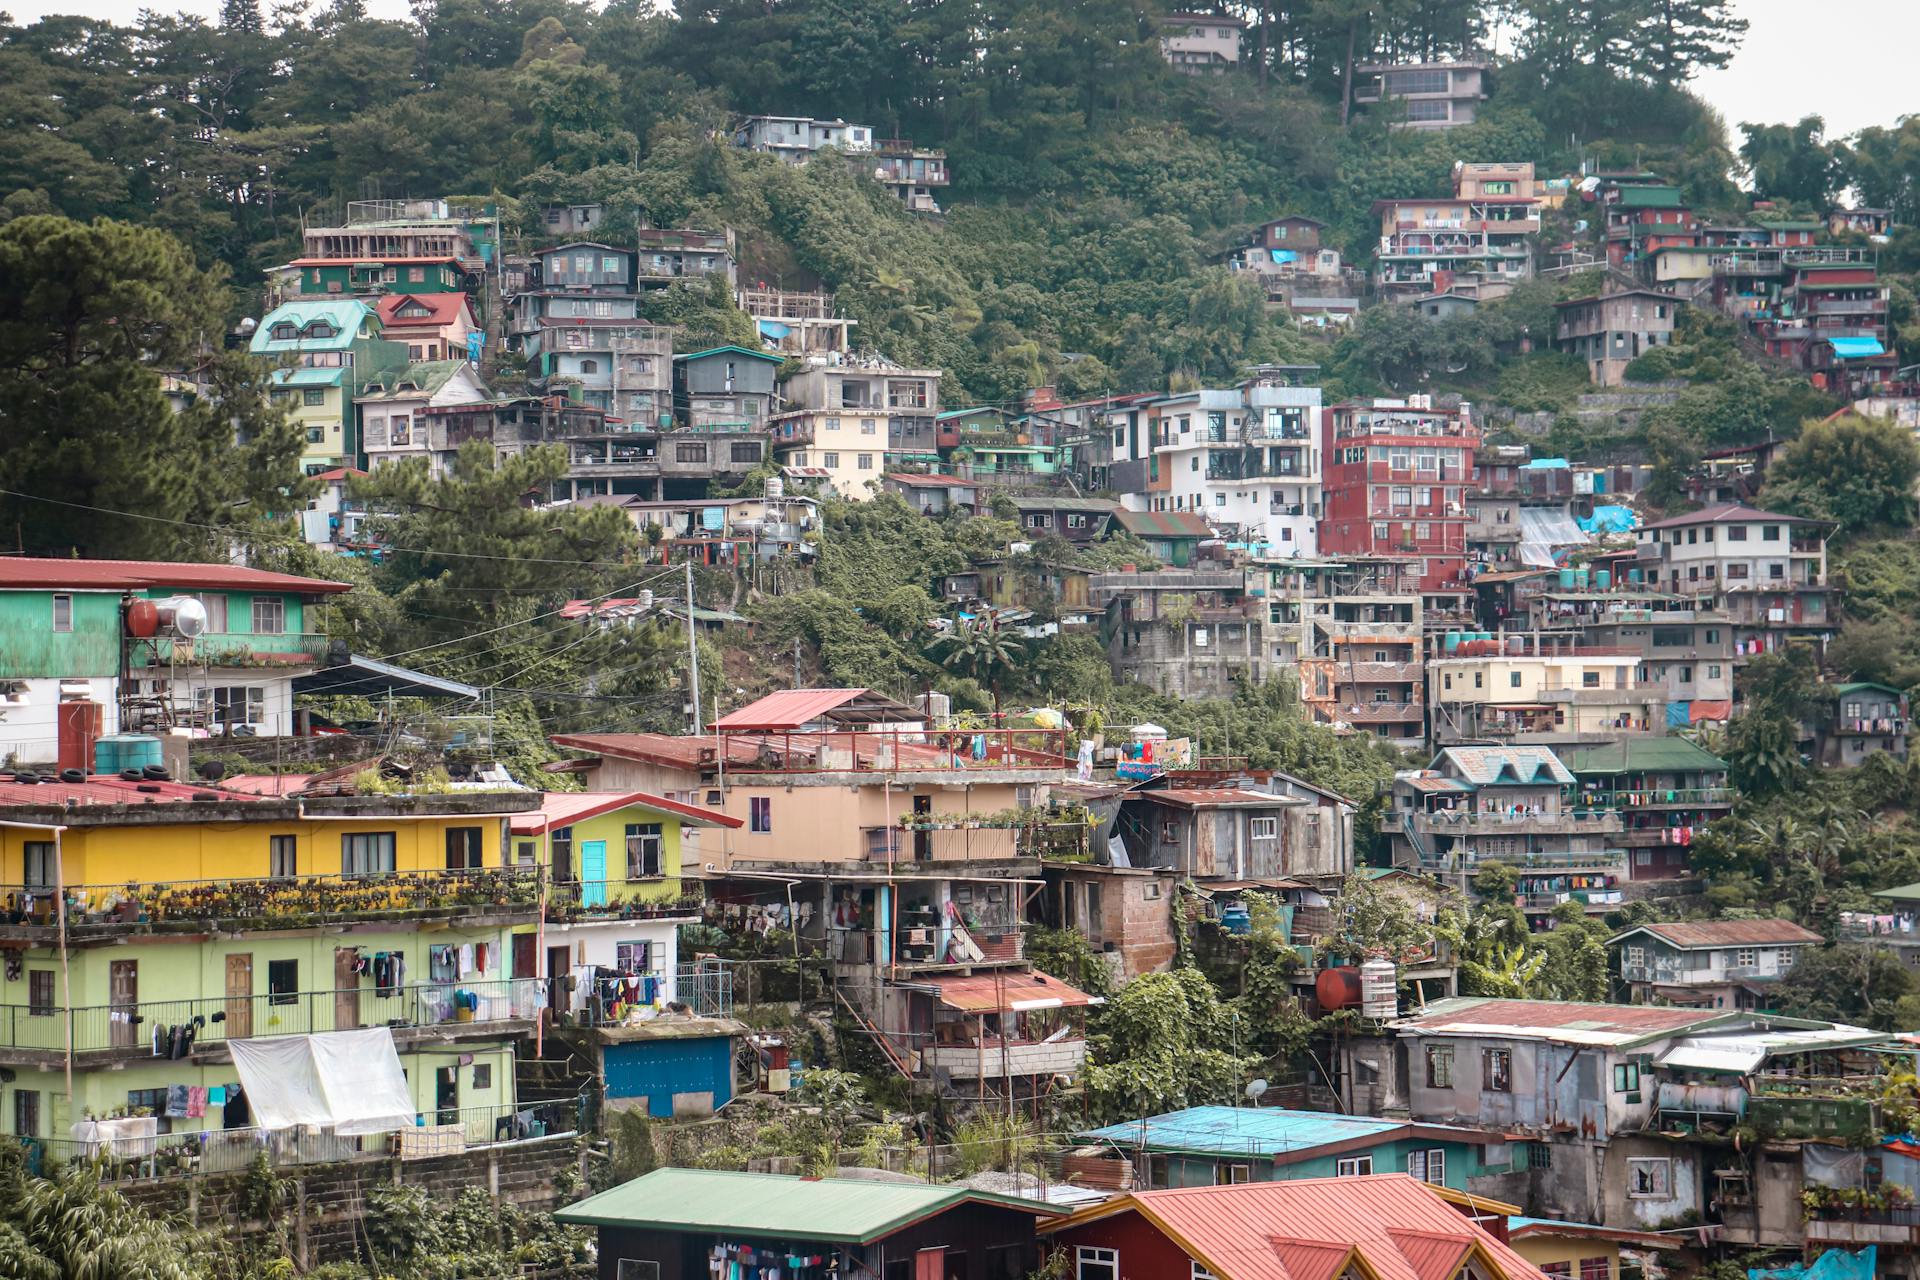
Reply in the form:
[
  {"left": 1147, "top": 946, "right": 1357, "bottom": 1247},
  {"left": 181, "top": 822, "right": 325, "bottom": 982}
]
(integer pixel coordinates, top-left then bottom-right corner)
[
  {"left": 251, "top": 596, "right": 286, "bottom": 634},
  {"left": 444, "top": 826, "right": 483, "bottom": 869},
  {"left": 303, "top": 389, "right": 326, "bottom": 407},
  {"left": 51, "top": 594, "right": 72, "bottom": 633},
  {"left": 23, "top": 841, "right": 54, "bottom": 889},
  {"left": 1335, "top": 1155, "right": 1374, "bottom": 1176},
  {"left": 1614, "top": 1062, "right": 1640, "bottom": 1092},
  {"left": 1627, "top": 1157, "right": 1672, "bottom": 1198},
  {"left": 1426, "top": 1045, "right": 1453, "bottom": 1088},
  {"left": 1249, "top": 817, "right": 1277, "bottom": 840},
  {"left": 1076, "top": 1249, "right": 1118, "bottom": 1280},
  {"left": 267, "top": 958, "right": 298, "bottom": 1006},
  {"left": 750, "top": 797, "right": 772, "bottom": 833},
  {"left": 28, "top": 970, "right": 54, "bottom": 1015},
  {"left": 342, "top": 831, "right": 397, "bottom": 876},
  {"left": 270, "top": 835, "right": 297, "bottom": 878},
  {"left": 1406, "top": 1149, "right": 1445, "bottom": 1185},
  {"left": 1483, "top": 1048, "right": 1512, "bottom": 1092},
  {"left": 625, "top": 823, "right": 663, "bottom": 879}
]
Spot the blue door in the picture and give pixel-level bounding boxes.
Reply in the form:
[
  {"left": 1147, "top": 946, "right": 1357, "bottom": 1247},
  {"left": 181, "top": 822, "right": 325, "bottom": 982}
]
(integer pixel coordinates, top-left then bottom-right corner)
[{"left": 580, "top": 840, "right": 607, "bottom": 907}]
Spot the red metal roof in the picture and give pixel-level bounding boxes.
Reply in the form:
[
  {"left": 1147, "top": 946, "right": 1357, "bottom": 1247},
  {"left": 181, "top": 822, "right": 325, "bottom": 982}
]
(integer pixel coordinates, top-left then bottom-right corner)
[
  {"left": 928, "top": 970, "right": 1097, "bottom": 1013},
  {"left": 373, "top": 293, "right": 472, "bottom": 327},
  {"left": 0, "top": 775, "right": 267, "bottom": 808},
  {"left": 1624, "top": 919, "right": 1823, "bottom": 949},
  {"left": 288, "top": 256, "right": 462, "bottom": 266},
  {"left": 0, "top": 558, "right": 350, "bottom": 594},
  {"left": 1056, "top": 1176, "right": 1545, "bottom": 1280},
  {"left": 712, "top": 688, "right": 915, "bottom": 732},
  {"left": 1398, "top": 998, "right": 1718, "bottom": 1043},
  {"left": 509, "top": 790, "right": 740, "bottom": 834}
]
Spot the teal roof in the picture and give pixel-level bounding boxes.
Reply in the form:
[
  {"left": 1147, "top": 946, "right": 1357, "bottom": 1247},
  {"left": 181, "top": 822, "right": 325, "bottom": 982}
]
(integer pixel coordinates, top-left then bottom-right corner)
[
  {"left": 1830, "top": 336, "right": 1886, "bottom": 358},
  {"left": 1436, "top": 745, "right": 1573, "bottom": 786},
  {"left": 251, "top": 300, "right": 374, "bottom": 354},
  {"left": 1078, "top": 1106, "right": 1479, "bottom": 1161},
  {"left": 937, "top": 406, "right": 1003, "bottom": 422},
  {"left": 553, "top": 1169, "right": 1058, "bottom": 1242},
  {"left": 675, "top": 345, "right": 784, "bottom": 364},
  {"left": 274, "top": 367, "right": 345, "bottom": 388},
  {"left": 1832, "top": 681, "right": 1905, "bottom": 698}
]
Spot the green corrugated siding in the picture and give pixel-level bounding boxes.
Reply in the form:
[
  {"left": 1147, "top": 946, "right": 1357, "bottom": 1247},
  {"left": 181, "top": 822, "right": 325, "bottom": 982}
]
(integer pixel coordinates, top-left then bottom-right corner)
[
  {"left": 555, "top": 1169, "right": 1001, "bottom": 1241},
  {"left": 0, "top": 591, "right": 123, "bottom": 677}
]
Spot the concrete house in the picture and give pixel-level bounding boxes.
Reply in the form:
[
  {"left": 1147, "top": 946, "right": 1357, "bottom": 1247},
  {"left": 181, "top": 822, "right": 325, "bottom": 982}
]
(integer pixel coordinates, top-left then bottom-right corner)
[
  {"left": 372, "top": 292, "right": 477, "bottom": 363},
  {"left": 1631, "top": 503, "right": 1836, "bottom": 661},
  {"left": 1611, "top": 919, "right": 1824, "bottom": 1010},
  {"left": 772, "top": 357, "right": 943, "bottom": 498},
  {"left": 251, "top": 299, "right": 408, "bottom": 472},
  {"left": 1352, "top": 60, "right": 1491, "bottom": 129},
  {"left": 672, "top": 345, "right": 783, "bottom": 430},
  {"left": 359, "top": 361, "right": 492, "bottom": 474},
  {"left": 1813, "top": 680, "right": 1910, "bottom": 767},
  {"left": 1553, "top": 290, "right": 1682, "bottom": 386},
  {"left": 1157, "top": 12, "right": 1243, "bottom": 72}
]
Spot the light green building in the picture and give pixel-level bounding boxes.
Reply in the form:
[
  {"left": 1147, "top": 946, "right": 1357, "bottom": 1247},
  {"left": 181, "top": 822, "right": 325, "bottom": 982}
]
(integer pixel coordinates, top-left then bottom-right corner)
[{"left": 250, "top": 299, "right": 407, "bottom": 471}]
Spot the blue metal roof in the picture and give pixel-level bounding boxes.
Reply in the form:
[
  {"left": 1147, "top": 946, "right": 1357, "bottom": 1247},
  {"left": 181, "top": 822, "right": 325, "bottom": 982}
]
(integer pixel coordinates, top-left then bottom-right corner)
[
  {"left": 1077, "top": 1106, "right": 1411, "bottom": 1157},
  {"left": 250, "top": 300, "right": 375, "bottom": 354},
  {"left": 274, "top": 367, "right": 345, "bottom": 387}
]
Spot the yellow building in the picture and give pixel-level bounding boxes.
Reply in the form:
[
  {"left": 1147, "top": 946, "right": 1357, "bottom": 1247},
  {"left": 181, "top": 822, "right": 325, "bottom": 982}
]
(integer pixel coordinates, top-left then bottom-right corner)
[
  {"left": 1428, "top": 641, "right": 1666, "bottom": 740},
  {"left": 0, "top": 775, "right": 544, "bottom": 1164},
  {"left": 1505, "top": 1216, "right": 1681, "bottom": 1279}
]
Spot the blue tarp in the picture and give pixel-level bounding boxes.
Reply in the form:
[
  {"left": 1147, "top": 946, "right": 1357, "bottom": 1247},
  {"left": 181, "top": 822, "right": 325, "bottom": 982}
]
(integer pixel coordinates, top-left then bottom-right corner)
[
  {"left": 1750, "top": 1246, "right": 1875, "bottom": 1280},
  {"left": 1830, "top": 336, "right": 1886, "bottom": 358},
  {"left": 1269, "top": 249, "right": 1298, "bottom": 265},
  {"left": 756, "top": 319, "right": 792, "bottom": 340},
  {"left": 1522, "top": 457, "right": 1570, "bottom": 470},
  {"left": 1578, "top": 505, "right": 1639, "bottom": 534},
  {"left": 1667, "top": 701, "right": 1691, "bottom": 728}
]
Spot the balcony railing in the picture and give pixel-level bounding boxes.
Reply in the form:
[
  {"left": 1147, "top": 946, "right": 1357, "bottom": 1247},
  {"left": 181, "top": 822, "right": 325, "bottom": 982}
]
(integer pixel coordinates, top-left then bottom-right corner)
[
  {"left": 719, "top": 728, "right": 1068, "bottom": 774},
  {"left": 10, "top": 1094, "right": 588, "bottom": 1184},
  {"left": 1411, "top": 810, "right": 1623, "bottom": 835},
  {"left": 544, "top": 886, "right": 703, "bottom": 924},
  {"left": 1423, "top": 848, "right": 1627, "bottom": 872},
  {"left": 0, "top": 978, "right": 538, "bottom": 1058},
  {"left": 1, "top": 868, "right": 542, "bottom": 934},
  {"left": 129, "top": 632, "right": 332, "bottom": 668},
  {"left": 1585, "top": 787, "right": 1732, "bottom": 807}
]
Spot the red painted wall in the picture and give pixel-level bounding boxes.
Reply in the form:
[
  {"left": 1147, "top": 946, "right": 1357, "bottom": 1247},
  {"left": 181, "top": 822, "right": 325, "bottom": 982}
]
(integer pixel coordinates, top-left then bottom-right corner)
[{"left": 1050, "top": 1212, "right": 1198, "bottom": 1280}]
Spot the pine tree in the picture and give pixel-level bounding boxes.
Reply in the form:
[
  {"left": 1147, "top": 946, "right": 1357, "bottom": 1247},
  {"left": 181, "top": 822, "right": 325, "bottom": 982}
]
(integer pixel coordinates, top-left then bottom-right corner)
[
  {"left": 220, "top": 0, "right": 265, "bottom": 33},
  {"left": 1633, "top": 0, "right": 1748, "bottom": 85}
]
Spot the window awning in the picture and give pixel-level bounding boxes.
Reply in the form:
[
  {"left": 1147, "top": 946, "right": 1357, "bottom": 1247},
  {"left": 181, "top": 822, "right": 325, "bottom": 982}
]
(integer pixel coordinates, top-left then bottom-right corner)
[{"left": 927, "top": 971, "right": 1099, "bottom": 1013}]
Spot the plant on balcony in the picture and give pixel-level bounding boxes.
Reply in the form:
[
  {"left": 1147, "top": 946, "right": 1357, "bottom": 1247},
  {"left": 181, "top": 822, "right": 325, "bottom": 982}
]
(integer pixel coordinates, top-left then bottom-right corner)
[{"left": 1802, "top": 1184, "right": 1914, "bottom": 1218}]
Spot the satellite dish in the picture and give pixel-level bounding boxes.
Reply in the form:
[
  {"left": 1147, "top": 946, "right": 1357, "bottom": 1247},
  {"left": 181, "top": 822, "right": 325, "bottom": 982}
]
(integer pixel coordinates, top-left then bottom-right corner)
[{"left": 1245, "top": 1078, "right": 1269, "bottom": 1104}]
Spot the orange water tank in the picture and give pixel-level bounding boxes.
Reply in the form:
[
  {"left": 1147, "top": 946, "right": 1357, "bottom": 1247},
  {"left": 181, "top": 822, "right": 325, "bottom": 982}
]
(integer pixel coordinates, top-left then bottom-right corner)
[
  {"left": 1315, "top": 966, "right": 1363, "bottom": 1012},
  {"left": 125, "top": 599, "right": 161, "bottom": 637},
  {"left": 58, "top": 700, "right": 103, "bottom": 775}
]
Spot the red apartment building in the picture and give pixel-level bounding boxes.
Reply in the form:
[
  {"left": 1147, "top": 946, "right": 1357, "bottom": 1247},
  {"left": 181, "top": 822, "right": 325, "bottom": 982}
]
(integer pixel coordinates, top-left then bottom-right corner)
[{"left": 1319, "top": 398, "right": 1478, "bottom": 594}]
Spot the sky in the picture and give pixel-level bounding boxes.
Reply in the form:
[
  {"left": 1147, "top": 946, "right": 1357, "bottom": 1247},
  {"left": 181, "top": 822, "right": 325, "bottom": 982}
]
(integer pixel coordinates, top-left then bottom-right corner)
[{"left": 0, "top": 0, "right": 1912, "bottom": 138}]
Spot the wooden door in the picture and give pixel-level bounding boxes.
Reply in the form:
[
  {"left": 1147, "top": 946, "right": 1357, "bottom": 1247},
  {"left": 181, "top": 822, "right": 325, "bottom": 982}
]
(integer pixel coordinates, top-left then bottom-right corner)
[
  {"left": 109, "top": 960, "right": 138, "bottom": 1048},
  {"left": 334, "top": 947, "right": 361, "bottom": 1030},
  {"left": 224, "top": 954, "right": 253, "bottom": 1040},
  {"left": 512, "top": 933, "right": 537, "bottom": 980},
  {"left": 912, "top": 796, "right": 932, "bottom": 862}
]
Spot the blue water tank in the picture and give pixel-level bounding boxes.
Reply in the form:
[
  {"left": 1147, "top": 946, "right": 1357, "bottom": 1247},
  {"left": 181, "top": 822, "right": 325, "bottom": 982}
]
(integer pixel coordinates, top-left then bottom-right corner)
[
  {"left": 94, "top": 735, "right": 162, "bottom": 774},
  {"left": 1444, "top": 632, "right": 1462, "bottom": 653},
  {"left": 1558, "top": 568, "right": 1576, "bottom": 588},
  {"left": 1596, "top": 569, "right": 1612, "bottom": 590},
  {"left": 1575, "top": 569, "right": 1590, "bottom": 588}
]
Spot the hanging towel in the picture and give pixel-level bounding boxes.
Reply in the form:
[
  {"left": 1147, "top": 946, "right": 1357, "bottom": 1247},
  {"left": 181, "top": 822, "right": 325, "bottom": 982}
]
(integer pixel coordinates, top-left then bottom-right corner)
[
  {"left": 165, "top": 1084, "right": 190, "bottom": 1118},
  {"left": 186, "top": 1086, "right": 208, "bottom": 1118},
  {"left": 459, "top": 943, "right": 476, "bottom": 977},
  {"left": 208, "top": 1086, "right": 227, "bottom": 1107}
]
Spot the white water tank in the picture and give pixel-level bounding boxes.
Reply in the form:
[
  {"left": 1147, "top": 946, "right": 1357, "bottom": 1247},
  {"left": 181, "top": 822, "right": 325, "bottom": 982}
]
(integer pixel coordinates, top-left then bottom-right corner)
[
  {"left": 1359, "top": 957, "right": 1398, "bottom": 1021},
  {"left": 765, "top": 476, "right": 785, "bottom": 499}
]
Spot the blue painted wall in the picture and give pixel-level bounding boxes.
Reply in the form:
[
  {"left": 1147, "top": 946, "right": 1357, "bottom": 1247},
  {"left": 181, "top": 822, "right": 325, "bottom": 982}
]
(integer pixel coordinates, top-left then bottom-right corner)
[{"left": 603, "top": 1034, "right": 734, "bottom": 1118}]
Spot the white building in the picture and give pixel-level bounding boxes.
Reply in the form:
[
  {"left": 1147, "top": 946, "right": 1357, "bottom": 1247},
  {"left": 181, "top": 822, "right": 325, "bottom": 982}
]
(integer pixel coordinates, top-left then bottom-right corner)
[
  {"left": 1158, "top": 13, "right": 1244, "bottom": 72},
  {"left": 731, "top": 116, "right": 874, "bottom": 161},
  {"left": 1116, "top": 372, "right": 1322, "bottom": 554},
  {"left": 359, "top": 361, "right": 493, "bottom": 475}
]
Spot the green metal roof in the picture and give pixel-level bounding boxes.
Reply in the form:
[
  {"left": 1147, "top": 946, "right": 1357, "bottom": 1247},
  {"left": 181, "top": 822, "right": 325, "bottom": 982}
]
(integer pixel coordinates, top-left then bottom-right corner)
[
  {"left": 1877, "top": 882, "right": 1920, "bottom": 903},
  {"left": 1614, "top": 187, "right": 1685, "bottom": 210},
  {"left": 1554, "top": 737, "right": 1727, "bottom": 776},
  {"left": 1758, "top": 220, "right": 1823, "bottom": 232},
  {"left": 1112, "top": 509, "right": 1213, "bottom": 539},
  {"left": 1832, "top": 681, "right": 1906, "bottom": 698},
  {"left": 553, "top": 1169, "right": 1058, "bottom": 1242},
  {"left": 359, "top": 360, "right": 469, "bottom": 399},
  {"left": 274, "top": 367, "right": 345, "bottom": 388}
]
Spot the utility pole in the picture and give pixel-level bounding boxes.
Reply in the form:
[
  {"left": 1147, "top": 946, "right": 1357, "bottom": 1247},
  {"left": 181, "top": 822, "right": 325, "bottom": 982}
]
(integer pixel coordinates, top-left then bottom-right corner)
[
  {"left": 684, "top": 558, "right": 702, "bottom": 735},
  {"left": 793, "top": 638, "right": 802, "bottom": 688}
]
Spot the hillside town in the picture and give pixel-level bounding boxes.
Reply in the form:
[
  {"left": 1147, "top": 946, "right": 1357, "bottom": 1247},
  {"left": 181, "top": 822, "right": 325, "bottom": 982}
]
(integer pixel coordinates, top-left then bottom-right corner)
[{"left": 5, "top": 0, "right": 1920, "bottom": 1278}]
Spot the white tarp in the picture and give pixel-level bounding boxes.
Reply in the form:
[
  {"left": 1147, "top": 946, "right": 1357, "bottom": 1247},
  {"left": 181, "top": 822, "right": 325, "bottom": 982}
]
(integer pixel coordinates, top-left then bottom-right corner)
[{"left": 229, "top": 1027, "right": 417, "bottom": 1135}]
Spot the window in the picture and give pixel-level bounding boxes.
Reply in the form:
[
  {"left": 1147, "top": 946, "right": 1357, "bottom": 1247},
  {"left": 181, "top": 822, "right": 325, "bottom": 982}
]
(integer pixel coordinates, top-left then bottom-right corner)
[
  {"left": 1162, "top": 821, "right": 1181, "bottom": 845},
  {"left": 1727, "top": 563, "right": 1750, "bottom": 580},
  {"left": 22, "top": 841, "right": 54, "bottom": 889},
  {"left": 1627, "top": 1157, "right": 1672, "bottom": 1199},
  {"left": 676, "top": 442, "right": 709, "bottom": 463},
  {"left": 1406, "top": 1149, "right": 1445, "bottom": 1185},
  {"left": 750, "top": 797, "right": 772, "bottom": 833},
  {"left": 445, "top": 826, "right": 483, "bottom": 869},
  {"left": 13, "top": 1089, "right": 38, "bottom": 1139},
  {"left": 251, "top": 596, "right": 286, "bottom": 635},
  {"left": 1215, "top": 1162, "right": 1250, "bottom": 1185},
  {"left": 1735, "top": 947, "right": 1757, "bottom": 966},
  {"left": 126, "top": 1088, "right": 173, "bottom": 1133},
  {"left": 822, "top": 452, "right": 840, "bottom": 469},
  {"left": 552, "top": 827, "right": 574, "bottom": 882},
  {"left": 342, "top": 831, "right": 397, "bottom": 876},
  {"left": 391, "top": 415, "right": 411, "bottom": 446},
  {"left": 1249, "top": 817, "right": 1278, "bottom": 840},
  {"left": 269, "top": 835, "right": 297, "bottom": 878},
  {"left": 731, "top": 443, "right": 763, "bottom": 464},
  {"left": 28, "top": 970, "right": 54, "bottom": 1016},
  {"left": 1192, "top": 1265, "right": 1217, "bottom": 1280},
  {"left": 1581, "top": 671, "right": 1601, "bottom": 688},
  {"left": 51, "top": 594, "right": 72, "bottom": 633},
  {"left": 271, "top": 322, "right": 297, "bottom": 340},
  {"left": 1764, "top": 525, "right": 1781, "bottom": 541},
  {"left": 267, "top": 959, "right": 298, "bottom": 1006},
  {"left": 625, "top": 823, "right": 663, "bottom": 879},
  {"left": 1405, "top": 100, "right": 1451, "bottom": 122},
  {"left": 303, "top": 388, "right": 326, "bottom": 407},
  {"left": 1708, "top": 664, "right": 1723, "bottom": 680},
  {"left": 1076, "top": 1248, "right": 1118, "bottom": 1280},
  {"left": 1483, "top": 1048, "right": 1512, "bottom": 1092},
  {"left": 1578, "top": 1259, "right": 1609, "bottom": 1280},
  {"left": 1541, "top": 1266, "right": 1572, "bottom": 1279},
  {"left": 1614, "top": 1062, "right": 1641, "bottom": 1093},
  {"left": 858, "top": 453, "right": 874, "bottom": 470},
  {"left": 197, "top": 686, "right": 266, "bottom": 727},
  {"left": 1143, "top": 882, "right": 1162, "bottom": 900},
  {"left": 1335, "top": 1155, "right": 1374, "bottom": 1176},
  {"left": 1510, "top": 672, "right": 1523, "bottom": 688},
  {"left": 306, "top": 321, "right": 336, "bottom": 339},
  {"left": 1426, "top": 1044, "right": 1453, "bottom": 1088},
  {"left": 579, "top": 359, "right": 599, "bottom": 374},
  {"left": 1728, "top": 525, "right": 1747, "bottom": 541}
]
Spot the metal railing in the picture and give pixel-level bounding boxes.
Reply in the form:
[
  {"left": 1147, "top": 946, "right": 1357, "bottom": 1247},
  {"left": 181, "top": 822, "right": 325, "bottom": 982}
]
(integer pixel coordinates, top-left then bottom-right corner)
[
  {"left": 543, "top": 885, "right": 702, "bottom": 924},
  {"left": 0, "top": 978, "right": 538, "bottom": 1056},
  {"left": 9, "top": 1095, "right": 587, "bottom": 1183},
  {"left": 1, "top": 868, "right": 543, "bottom": 933},
  {"left": 1411, "top": 810, "right": 1621, "bottom": 834},
  {"left": 1585, "top": 787, "right": 1732, "bottom": 807},
  {"left": 718, "top": 728, "right": 1068, "bottom": 774}
]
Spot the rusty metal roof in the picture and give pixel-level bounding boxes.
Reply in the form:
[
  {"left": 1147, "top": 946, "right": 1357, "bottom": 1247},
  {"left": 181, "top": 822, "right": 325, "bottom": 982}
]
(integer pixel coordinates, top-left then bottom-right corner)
[
  {"left": 0, "top": 557, "right": 350, "bottom": 594},
  {"left": 1614, "top": 920, "right": 1823, "bottom": 950},
  {"left": 1146, "top": 789, "right": 1296, "bottom": 809},
  {"left": 508, "top": 790, "right": 740, "bottom": 835},
  {"left": 1396, "top": 997, "right": 1732, "bottom": 1046},
  {"left": 928, "top": 969, "right": 1097, "bottom": 1013}
]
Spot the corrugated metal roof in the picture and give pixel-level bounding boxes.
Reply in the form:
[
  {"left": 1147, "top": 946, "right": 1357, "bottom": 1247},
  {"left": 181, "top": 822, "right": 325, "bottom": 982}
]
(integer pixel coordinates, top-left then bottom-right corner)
[
  {"left": 928, "top": 969, "right": 1096, "bottom": 1013},
  {"left": 0, "top": 775, "right": 266, "bottom": 808},
  {"left": 1552, "top": 737, "right": 1727, "bottom": 776},
  {"left": 1396, "top": 997, "right": 1726, "bottom": 1046},
  {"left": 1617, "top": 919, "right": 1822, "bottom": 949},
  {"left": 1056, "top": 1175, "right": 1545, "bottom": 1280},
  {"left": 1112, "top": 509, "right": 1215, "bottom": 539},
  {"left": 1639, "top": 502, "right": 1813, "bottom": 530},
  {"left": 1148, "top": 789, "right": 1294, "bottom": 809},
  {"left": 549, "top": 732, "right": 766, "bottom": 770},
  {"left": 712, "top": 688, "right": 918, "bottom": 731},
  {"left": 374, "top": 293, "right": 471, "bottom": 326},
  {"left": 275, "top": 367, "right": 345, "bottom": 387},
  {"left": 0, "top": 558, "right": 351, "bottom": 594},
  {"left": 1434, "top": 746, "right": 1573, "bottom": 786},
  {"left": 508, "top": 790, "right": 741, "bottom": 834},
  {"left": 1079, "top": 1106, "right": 1406, "bottom": 1156},
  {"left": 555, "top": 1168, "right": 1059, "bottom": 1241},
  {"left": 1505, "top": 1217, "right": 1680, "bottom": 1250}
]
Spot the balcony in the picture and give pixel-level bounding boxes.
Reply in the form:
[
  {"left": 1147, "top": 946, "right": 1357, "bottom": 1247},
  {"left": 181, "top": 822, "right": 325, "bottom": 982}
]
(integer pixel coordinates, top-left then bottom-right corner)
[
  {"left": 0, "top": 868, "right": 542, "bottom": 940},
  {"left": 1536, "top": 685, "right": 1667, "bottom": 705},
  {"left": 720, "top": 727, "right": 1068, "bottom": 775},
  {"left": 1340, "top": 701, "right": 1425, "bottom": 724},
  {"left": 1422, "top": 847, "right": 1626, "bottom": 872},
  {"left": 0, "top": 978, "right": 538, "bottom": 1063},
  {"left": 1411, "top": 810, "right": 1623, "bottom": 836},
  {"left": 129, "top": 632, "right": 332, "bottom": 670},
  {"left": 544, "top": 885, "right": 703, "bottom": 925}
]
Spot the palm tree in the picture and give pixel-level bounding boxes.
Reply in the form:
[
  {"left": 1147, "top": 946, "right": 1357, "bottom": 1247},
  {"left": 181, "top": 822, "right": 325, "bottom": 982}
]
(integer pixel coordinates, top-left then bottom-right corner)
[
  {"left": 929, "top": 622, "right": 1024, "bottom": 704},
  {"left": 0, "top": 1159, "right": 205, "bottom": 1279}
]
